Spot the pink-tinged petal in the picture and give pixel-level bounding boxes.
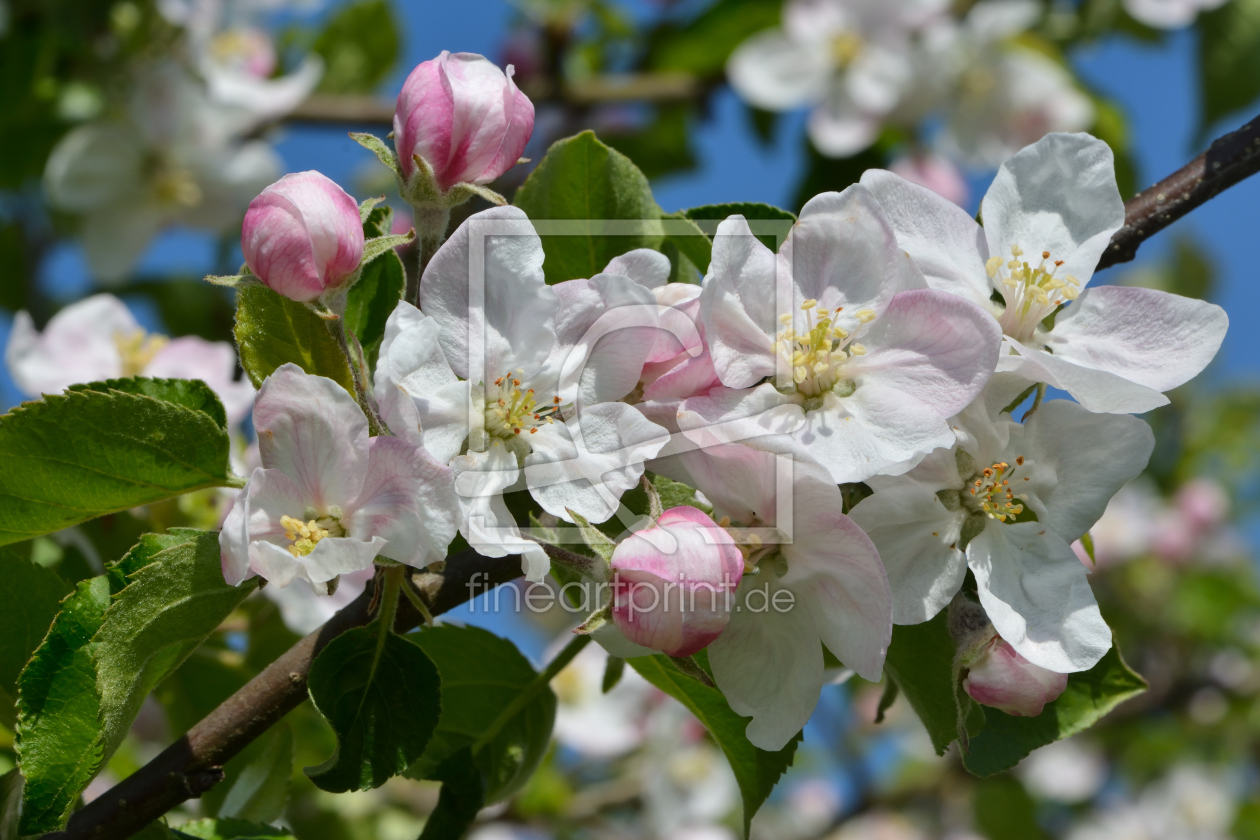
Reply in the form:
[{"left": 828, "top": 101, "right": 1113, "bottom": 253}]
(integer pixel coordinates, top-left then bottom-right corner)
[
  {"left": 785, "top": 186, "right": 927, "bottom": 331},
  {"left": 241, "top": 466, "right": 313, "bottom": 587},
  {"left": 702, "top": 215, "right": 782, "bottom": 389},
  {"left": 780, "top": 469, "right": 892, "bottom": 681},
  {"left": 968, "top": 522, "right": 1111, "bottom": 673},
  {"left": 999, "top": 336, "right": 1168, "bottom": 413},
  {"left": 642, "top": 349, "right": 720, "bottom": 402},
  {"left": 524, "top": 402, "right": 671, "bottom": 524},
  {"left": 219, "top": 478, "right": 254, "bottom": 586},
  {"left": 646, "top": 283, "right": 703, "bottom": 364},
  {"left": 887, "top": 154, "right": 970, "bottom": 206},
  {"left": 860, "top": 168, "right": 991, "bottom": 307},
  {"left": 344, "top": 435, "right": 459, "bottom": 568},
  {"left": 981, "top": 133, "right": 1125, "bottom": 288},
  {"left": 964, "top": 635, "right": 1068, "bottom": 716},
  {"left": 394, "top": 52, "right": 534, "bottom": 190},
  {"left": 1012, "top": 400, "right": 1154, "bottom": 543},
  {"left": 542, "top": 272, "right": 659, "bottom": 405},
  {"left": 241, "top": 171, "right": 364, "bottom": 302},
  {"left": 708, "top": 583, "right": 825, "bottom": 751},
  {"left": 419, "top": 206, "right": 556, "bottom": 381},
  {"left": 146, "top": 336, "right": 254, "bottom": 427},
  {"left": 252, "top": 364, "right": 369, "bottom": 510},
  {"left": 849, "top": 483, "right": 968, "bottom": 624},
  {"left": 5, "top": 295, "right": 135, "bottom": 396},
  {"left": 611, "top": 506, "right": 744, "bottom": 656},
  {"left": 1046, "top": 285, "right": 1228, "bottom": 393}
]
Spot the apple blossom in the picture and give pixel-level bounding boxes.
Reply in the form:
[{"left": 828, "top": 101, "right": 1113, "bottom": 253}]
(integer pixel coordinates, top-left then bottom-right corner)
[
  {"left": 610, "top": 506, "right": 745, "bottom": 657},
  {"left": 220, "top": 363, "right": 459, "bottom": 592},
  {"left": 550, "top": 637, "right": 656, "bottom": 759},
  {"left": 1122, "top": 0, "right": 1228, "bottom": 28},
  {"left": 372, "top": 206, "right": 670, "bottom": 581},
  {"left": 698, "top": 186, "right": 1002, "bottom": 483},
  {"left": 5, "top": 293, "right": 255, "bottom": 427},
  {"left": 849, "top": 376, "right": 1154, "bottom": 672},
  {"left": 393, "top": 51, "right": 535, "bottom": 195},
  {"left": 862, "top": 132, "right": 1229, "bottom": 413},
  {"left": 727, "top": 0, "right": 949, "bottom": 156},
  {"left": 963, "top": 632, "right": 1069, "bottom": 716},
  {"left": 660, "top": 434, "right": 892, "bottom": 750},
  {"left": 241, "top": 171, "right": 365, "bottom": 303}
]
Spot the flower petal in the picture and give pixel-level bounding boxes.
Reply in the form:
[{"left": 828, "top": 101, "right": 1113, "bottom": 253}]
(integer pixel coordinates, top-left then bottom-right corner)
[
  {"left": 999, "top": 336, "right": 1169, "bottom": 413},
  {"left": 848, "top": 483, "right": 968, "bottom": 624},
  {"left": 726, "top": 29, "right": 831, "bottom": 111},
  {"left": 252, "top": 363, "right": 369, "bottom": 510},
  {"left": 419, "top": 205, "right": 558, "bottom": 381},
  {"left": 701, "top": 215, "right": 782, "bottom": 389},
  {"left": 297, "top": 535, "right": 387, "bottom": 585},
  {"left": 5, "top": 295, "right": 135, "bottom": 396},
  {"left": 1046, "top": 285, "right": 1228, "bottom": 394},
  {"left": 981, "top": 132, "right": 1125, "bottom": 287},
  {"left": 860, "top": 168, "right": 992, "bottom": 308},
  {"left": 968, "top": 522, "right": 1112, "bottom": 672},
  {"left": 452, "top": 445, "right": 550, "bottom": 581},
  {"left": 604, "top": 248, "right": 672, "bottom": 289}
]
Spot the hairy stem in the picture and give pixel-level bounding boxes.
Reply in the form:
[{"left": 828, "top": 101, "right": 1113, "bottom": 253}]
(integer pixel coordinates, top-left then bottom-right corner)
[
  {"left": 406, "top": 205, "right": 450, "bottom": 307},
  {"left": 325, "top": 315, "right": 389, "bottom": 436}
]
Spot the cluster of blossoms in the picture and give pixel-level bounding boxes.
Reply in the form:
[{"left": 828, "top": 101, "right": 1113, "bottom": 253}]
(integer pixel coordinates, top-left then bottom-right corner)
[
  {"left": 17, "top": 41, "right": 1227, "bottom": 753},
  {"left": 43, "top": 0, "right": 321, "bottom": 283}
]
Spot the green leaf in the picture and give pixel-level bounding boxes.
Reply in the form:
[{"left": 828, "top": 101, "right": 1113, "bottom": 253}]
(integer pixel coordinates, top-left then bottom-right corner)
[
  {"left": 0, "top": 550, "right": 71, "bottom": 727},
  {"left": 16, "top": 533, "right": 184, "bottom": 834},
  {"left": 306, "top": 625, "right": 441, "bottom": 792},
  {"left": 1198, "top": 0, "right": 1260, "bottom": 136},
  {"left": 682, "top": 202, "right": 795, "bottom": 254},
  {"left": 407, "top": 624, "right": 556, "bottom": 803},
  {"left": 791, "top": 141, "right": 886, "bottom": 213},
  {"left": 646, "top": 0, "right": 781, "bottom": 77},
  {"left": 514, "top": 131, "right": 665, "bottom": 284},
  {"left": 0, "top": 381, "right": 233, "bottom": 546},
  {"left": 973, "top": 777, "right": 1048, "bottom": 840},
  {"left": 311, "top": 0, "right": 399, "bottom": 95},
  {"left": 962, "top": 643, "right": 1147, "bottom": 777},
  {"left": 70, "top": 377, "right": 228, "bottom": 430},
  {"left": 883, "top": 613, "right": 983, "bottom": 756},
  {"left": 628, "top": 654, "right": 799, "bottom": 836},
  {"left": 344, "top": 208, "right": 406, "bottom": 369},
  {"left": 234, "top": 285, "right": 355, "bottom": 392},
  {"left": 661, "top": 210, "right": 713, "bottom": 275},
  {"left": 206, "top": 726, "right": 294, "bottom": 824},
  {"left": 417, "top": 748, "right": 486, "bottom": 840},
  {"left": 603, "top": 105, "right": 697, "bottom": 181},
  {"left": 172, "top": 818, "right": 295, "bottom": 840}
]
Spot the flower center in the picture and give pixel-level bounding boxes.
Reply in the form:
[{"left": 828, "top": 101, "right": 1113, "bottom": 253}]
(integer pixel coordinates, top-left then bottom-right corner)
[
  {"left": 281, "top": 513, "right": 345, "bottom": 558},
  {"left": 718, "top": 515, "right": 783, "bottom": 576},
  {"left": 771, "top": 299, "right": 872, "bottom": 398},
  {"left": 114, "top": 330, "right": 169, "bottom": 377},
  {"left": 963, "top": 457, "right": 1029, "bottom": 522},
  {"left": 148, "top": 158, "right": 204, "bottom": 209},
  {"left": 483, "top": 371, "right": 562, "bottom": 441},
  {"left": 987, "top": 245, "right": 1080, "bottom": 343},
  {"left": 832, "top": 32, "right": 864, "bottom": 68}
]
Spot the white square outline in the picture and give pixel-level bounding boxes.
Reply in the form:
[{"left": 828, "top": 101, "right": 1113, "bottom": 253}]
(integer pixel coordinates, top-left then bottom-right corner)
[{"left": 460, "top": 216, "right": 799, "bottom": 548}]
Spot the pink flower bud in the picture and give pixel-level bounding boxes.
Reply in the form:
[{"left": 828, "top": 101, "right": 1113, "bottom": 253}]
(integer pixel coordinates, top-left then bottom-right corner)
[
  {"left": 610, "top": 506, "right": 745, "bottom": 657},
  {"left": 393, "top": 51, "right": 535, "bottom": 192},
  {"left": 241, "top": 171, "right": 364, "bottom": 303},
  {"left": 890, "top": 154, "right": 969, "bottom": 206},
  {"left": 964, "top": 635, "right": 1069, "bottom": 717}
]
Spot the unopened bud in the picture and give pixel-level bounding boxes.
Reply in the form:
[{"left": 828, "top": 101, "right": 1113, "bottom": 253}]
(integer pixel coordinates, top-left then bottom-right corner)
[{"left": 964, "top": 635, "right": 1068, "bottom": 717}]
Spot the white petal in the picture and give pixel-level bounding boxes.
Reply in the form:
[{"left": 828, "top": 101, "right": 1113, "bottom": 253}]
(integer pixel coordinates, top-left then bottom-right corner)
[
  {"left": 452, "top": 445, "right": 548, "bottom": 579},
  {"left": 709, "top": 584, "right": 823, "bottom": 751},
  {"left": 419, "top": 205, "right": 558, "bottom": 381},
  {"left": 1046, "top": 285, "right": 1228, "bottom": 393},
  {"left": 701, "top": 215, "right": 782, "bottom": 389},
  {"left": 80, "top": 201, "right": 167, "bottom": 284},
  {"left": 604, "top": 249, "right": 672, "bottom": 289},
  {"left": 219, "top": 479, "right": 253, "bottom": 586},
  {"left": 1011, "top": 400, "right": 1154, "bottom": 542},
  {"left": 726, "top": 30, "right": 832, "bottom": 111},
  {"left": 43, "top": 122, "right": 144, "bottom": 212},
  {"left": 253, "top": 363, "right": 369, "bottom": 511},
  {"left": 296, "top": 535, "right": 387, "bottom": 585},
  {"left": 969, "top": 523, "right": 1112, "bottom": 672},
  {"left": 846, "top": 44, "right": 913, "bottom": 114},
  {"left": 848, "top": 483, "right": 968, "bottom": 624},
  {"left": 807, "top": 90, "right": 880, "bottom": 157},
  {"left": 5, "top": 295, "right": 134, "bottom": 396},
  {"left": 524, "top": 402, "right": 670, "bottom": 523},
  {"left": 860, "top": 168, "right": 993, "bottom": 308},
  {"left": 999, "top": 336, "right": 1169, "bottom": 413},
  {"left": 981, "top": 133, "right": 1125, "bottom": 288}
]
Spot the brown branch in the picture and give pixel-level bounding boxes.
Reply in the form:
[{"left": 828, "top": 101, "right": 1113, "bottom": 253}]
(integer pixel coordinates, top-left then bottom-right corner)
[
  {"left": 1099, "top": 113, "right": 1260, "bottom": 270},
  {"left": 47, "top": 549, "right": 524, "bottom": 840}
]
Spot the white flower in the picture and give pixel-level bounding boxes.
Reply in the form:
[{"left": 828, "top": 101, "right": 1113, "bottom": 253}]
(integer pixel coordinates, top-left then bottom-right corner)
[
  {"left": 373, "top": 207, "right": 670, "bottom": 581},
  {"left": 261, "top": 566, "right": 375, "bottom": 635},
  {"left": 550, "top": 639, "right": 655, "bottom": 758},
  {"left": 5, "top": 293, "right": 255, "bottom": 427},
  {"left": 220, "top": 364, "right": 460, "bottom": 591},
  {"left": 697, "top": 186, "right": 1001, "bottom": 483},
  {"left": 664, "top": 432, "right": 892, "bottom": 750},
  {"left": 862, "top": 132, "right": 1229, "bottom": 413},
  {"left": 42, "top": 54, "right": 316, "bottom": 283},
  {"left": 1122, "top": 0, "right": 1228, "bottom": 28},
  {"left": 849, "top": 376, "right": 1154, "bottom": 672},
  {"left": 727, "top": 0, "right": 949, "bottom": 156}
]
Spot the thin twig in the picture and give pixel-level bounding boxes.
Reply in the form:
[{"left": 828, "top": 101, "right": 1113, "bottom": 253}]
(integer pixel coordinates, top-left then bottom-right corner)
[
  {"left": 47, "top": 549, "right": 524, "bottom": 840},
  {"left": 1098, "top": 113, "right": 1260, "bottom": 270}
]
